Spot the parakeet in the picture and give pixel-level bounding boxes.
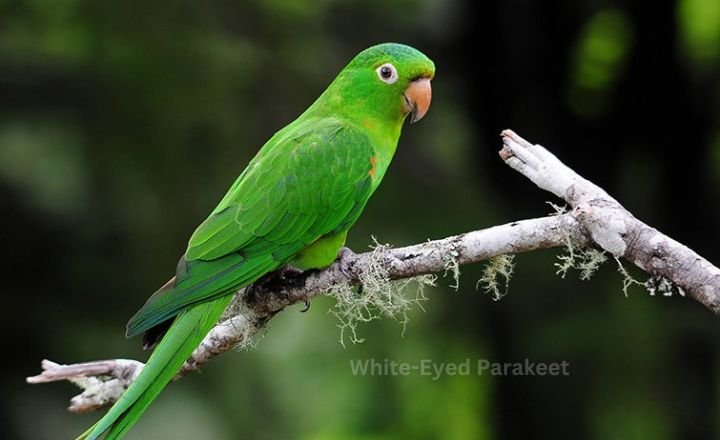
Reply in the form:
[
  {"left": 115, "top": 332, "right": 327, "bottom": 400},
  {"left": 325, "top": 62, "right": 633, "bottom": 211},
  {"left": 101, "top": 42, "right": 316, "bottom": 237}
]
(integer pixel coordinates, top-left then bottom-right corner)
[{"left": 78, "top": 42, "right": 435, "bottom": 440}]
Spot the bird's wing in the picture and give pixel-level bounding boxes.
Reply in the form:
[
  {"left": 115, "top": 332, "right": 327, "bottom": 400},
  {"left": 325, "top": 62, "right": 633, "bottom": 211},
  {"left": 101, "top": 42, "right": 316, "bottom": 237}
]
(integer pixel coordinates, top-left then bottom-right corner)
[{"left": 126, "top": 118, "right": 375, "bottom": 336}]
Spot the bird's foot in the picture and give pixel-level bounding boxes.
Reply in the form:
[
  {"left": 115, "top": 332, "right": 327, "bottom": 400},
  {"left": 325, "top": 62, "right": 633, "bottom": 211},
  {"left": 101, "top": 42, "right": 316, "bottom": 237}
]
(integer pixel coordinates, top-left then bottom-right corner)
[
  {"left": 256, "top": 265, "right": 305, "bottom": 291},
  {"left": 253, "top": 266, "right": 314, "bottom": 313},
  {"left": 336, "top": 247, "right": 357, "bottom": 279}
]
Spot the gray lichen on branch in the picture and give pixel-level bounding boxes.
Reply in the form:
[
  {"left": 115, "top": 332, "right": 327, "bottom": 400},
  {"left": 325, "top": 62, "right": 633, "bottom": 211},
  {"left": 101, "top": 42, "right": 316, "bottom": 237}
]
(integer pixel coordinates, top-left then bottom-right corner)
[
  {"left": 27, "top": 130, "right": 720, "bottom": 413},
  {"left": 477, "top": 255, "right": 515, "bottom": 300},
  {"left": 500, "top": 129, "right": 720, "bottom": 312}
]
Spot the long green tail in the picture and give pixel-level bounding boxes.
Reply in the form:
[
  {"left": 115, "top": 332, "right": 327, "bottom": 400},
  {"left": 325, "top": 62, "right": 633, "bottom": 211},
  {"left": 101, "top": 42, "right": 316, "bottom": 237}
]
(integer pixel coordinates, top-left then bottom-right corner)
[{"left": 76, "top": 295, "right": 233, "bottom": 440}]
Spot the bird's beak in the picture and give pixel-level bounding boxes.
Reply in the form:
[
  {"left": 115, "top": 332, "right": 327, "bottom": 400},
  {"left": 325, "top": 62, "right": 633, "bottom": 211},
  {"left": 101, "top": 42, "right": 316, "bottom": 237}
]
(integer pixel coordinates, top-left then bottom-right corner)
[{"left": 403, "top": 77, "right": 432, "bottom": 123}]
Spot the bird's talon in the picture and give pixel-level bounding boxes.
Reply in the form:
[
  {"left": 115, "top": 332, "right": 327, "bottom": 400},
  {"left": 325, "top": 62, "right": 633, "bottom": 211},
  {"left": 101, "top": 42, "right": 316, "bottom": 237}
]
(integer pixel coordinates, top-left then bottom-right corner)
[
  {"left": 336, "top": 247, "right": 357, "bottom": 279},
  {"left": 256, "top": 265, "right": 305, "bottom": 291},
  {"left": 300, "top": 300, "right": 311, "bottom": 313}
]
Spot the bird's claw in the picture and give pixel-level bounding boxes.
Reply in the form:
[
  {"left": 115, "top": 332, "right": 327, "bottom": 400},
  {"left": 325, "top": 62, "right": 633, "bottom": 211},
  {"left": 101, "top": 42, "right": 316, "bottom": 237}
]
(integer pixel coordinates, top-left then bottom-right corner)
[
  {"left": 256, "top": 265, "right": 305, "bottom": 291},
  {"left": 300, "top": 300, "right": 311, "bottom": 313},
  {"left": 336, "top": 247, "right": 357, "bottom": 279}
]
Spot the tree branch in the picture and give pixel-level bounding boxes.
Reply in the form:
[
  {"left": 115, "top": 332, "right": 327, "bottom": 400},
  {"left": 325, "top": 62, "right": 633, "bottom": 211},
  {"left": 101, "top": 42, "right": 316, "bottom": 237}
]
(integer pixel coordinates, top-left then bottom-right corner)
[
  {"left": 28, "top": 130, "right": 720, "bottom": 413},
  {"left": 500, "top": 129, "right": 720, "bottom": 312}
]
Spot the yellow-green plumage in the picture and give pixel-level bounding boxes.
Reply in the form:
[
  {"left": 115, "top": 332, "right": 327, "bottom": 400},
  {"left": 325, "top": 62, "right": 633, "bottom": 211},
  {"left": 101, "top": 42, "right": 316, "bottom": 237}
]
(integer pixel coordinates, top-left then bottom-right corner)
[{"left": 79, "top": 43, "right": 434, "bottom": 439}]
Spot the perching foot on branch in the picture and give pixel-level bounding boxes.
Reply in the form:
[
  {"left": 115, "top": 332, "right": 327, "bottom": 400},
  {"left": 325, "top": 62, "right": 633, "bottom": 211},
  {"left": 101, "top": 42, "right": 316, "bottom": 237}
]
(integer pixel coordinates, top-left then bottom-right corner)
[{"left": 336, "top": 246, "right": 358, "bottom": 279}]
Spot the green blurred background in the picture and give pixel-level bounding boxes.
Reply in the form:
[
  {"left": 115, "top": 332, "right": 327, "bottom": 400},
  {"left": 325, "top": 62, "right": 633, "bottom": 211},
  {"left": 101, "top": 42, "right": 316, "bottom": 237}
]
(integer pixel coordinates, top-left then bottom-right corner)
[{"left": 3, "top": 0, "right": 720, "bottom": 438}]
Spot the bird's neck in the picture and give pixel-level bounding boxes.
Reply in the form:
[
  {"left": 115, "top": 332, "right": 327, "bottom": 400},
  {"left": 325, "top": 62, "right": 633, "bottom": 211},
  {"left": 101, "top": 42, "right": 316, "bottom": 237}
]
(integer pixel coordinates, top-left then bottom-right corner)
[
  {"left": 360, "top": 118, "right": 402, "bottom": 188},
  {"left": 301, "top": 88, "right": 406, "bottom": 187}
]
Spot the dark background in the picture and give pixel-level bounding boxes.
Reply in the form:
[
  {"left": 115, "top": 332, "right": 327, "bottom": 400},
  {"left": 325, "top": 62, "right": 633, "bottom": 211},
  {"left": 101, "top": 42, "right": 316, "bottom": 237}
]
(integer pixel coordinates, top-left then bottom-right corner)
[{"left": 2, "top": 0, "right": 719, "bottom": 438}]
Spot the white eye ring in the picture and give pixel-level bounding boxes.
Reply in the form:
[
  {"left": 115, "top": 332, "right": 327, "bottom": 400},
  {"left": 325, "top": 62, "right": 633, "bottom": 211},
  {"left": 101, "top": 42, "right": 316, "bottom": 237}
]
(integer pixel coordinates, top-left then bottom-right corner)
[{"left": 376, "top": 63, "right": 398, "bottom": 84}]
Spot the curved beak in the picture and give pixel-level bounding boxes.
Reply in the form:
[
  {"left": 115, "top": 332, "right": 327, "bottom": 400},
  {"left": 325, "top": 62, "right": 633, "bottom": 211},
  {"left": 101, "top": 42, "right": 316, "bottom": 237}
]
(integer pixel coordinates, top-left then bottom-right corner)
[{"left": 403, "top": 78, "right": 432, "bottom": 123}]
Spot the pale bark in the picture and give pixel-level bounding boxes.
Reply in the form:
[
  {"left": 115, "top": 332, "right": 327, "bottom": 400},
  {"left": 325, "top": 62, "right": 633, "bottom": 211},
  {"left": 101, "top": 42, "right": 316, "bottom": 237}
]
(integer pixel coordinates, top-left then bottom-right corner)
[{"left": 27, "top": 130, "right": 720, "bottom": 413}]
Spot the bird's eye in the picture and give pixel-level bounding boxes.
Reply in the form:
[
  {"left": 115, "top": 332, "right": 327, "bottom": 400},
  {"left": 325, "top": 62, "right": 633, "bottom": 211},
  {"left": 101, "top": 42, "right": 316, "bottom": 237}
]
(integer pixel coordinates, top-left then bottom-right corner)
[{"left": 376, "top": 63, "right": 398, "bottom": 84}]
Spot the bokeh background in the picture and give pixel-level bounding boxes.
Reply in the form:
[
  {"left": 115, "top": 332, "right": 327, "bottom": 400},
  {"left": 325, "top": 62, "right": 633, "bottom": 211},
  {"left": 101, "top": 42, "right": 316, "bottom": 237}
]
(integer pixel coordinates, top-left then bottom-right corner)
[{"left": 3, "top": 0, "right": 720, "bottom": 438}]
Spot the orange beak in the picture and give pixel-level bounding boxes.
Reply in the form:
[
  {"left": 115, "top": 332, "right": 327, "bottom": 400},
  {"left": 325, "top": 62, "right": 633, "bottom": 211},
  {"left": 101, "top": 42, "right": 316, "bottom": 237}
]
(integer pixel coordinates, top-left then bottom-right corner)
[{"left": 403, "top": 78, "right": 432, "bottom": 123}]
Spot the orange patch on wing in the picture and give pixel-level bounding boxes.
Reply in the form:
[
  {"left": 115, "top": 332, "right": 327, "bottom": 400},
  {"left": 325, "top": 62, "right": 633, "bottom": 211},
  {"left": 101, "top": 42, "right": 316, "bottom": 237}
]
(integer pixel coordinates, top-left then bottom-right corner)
[
  {"left": 361, "top": 119, "right": 377, "bottom": 130},
  {"left": 369, "top": 155, "right": 378, "bottom": 177}
]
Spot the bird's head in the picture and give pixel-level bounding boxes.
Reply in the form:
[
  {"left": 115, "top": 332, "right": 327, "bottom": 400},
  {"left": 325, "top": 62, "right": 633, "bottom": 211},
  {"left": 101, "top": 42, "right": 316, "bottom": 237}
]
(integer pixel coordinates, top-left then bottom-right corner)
[{"left": 321, "top": 43, "right": 435, "bottom": 126}]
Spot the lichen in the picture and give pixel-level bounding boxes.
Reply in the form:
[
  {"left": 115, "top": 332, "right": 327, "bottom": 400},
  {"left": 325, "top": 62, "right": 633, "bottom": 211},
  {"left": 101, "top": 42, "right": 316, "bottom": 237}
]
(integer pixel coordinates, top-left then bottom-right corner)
[
  {"left": 220, "top": 298, "right": 261, "bottom": 351},
  {"left": 614, "top": 257, "right": 685, "bottom": 298},
  {"left": 555, "top": 237, "right": 607, "bottom": 280},
  {"left": 546, "top": 201, "right": 568, "bottom": 215},
  {"left": 325, "top": 241, "right": 434, "bottom": 347},
  {"left": 476, "top": 255, "right": 515, "bottom": 301},
  {"left": 443, "top": 249, "right": 461, "bottom": 291},
  {"left": 614, "top": 256, "right": 645, "bottom": 297},
  {"left": 232, "top": 321, "right": 262, "bottom": 352},
  {"left": 645, "top": 274, "right": 685, "bottom": 297}
]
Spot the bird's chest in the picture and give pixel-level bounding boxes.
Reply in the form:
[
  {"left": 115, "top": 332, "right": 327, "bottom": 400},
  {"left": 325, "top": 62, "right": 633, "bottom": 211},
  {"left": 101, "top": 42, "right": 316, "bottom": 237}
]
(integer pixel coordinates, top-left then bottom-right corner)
[{"left": 368, "top": 140, "right": 398, "bottom": 190}]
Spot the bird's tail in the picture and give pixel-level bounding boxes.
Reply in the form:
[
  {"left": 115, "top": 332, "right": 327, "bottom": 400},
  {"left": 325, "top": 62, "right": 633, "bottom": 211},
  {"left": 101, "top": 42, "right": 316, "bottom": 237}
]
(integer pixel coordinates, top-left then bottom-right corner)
[{"left": 76, "top": 295, "right": 233, "bottom": 440}]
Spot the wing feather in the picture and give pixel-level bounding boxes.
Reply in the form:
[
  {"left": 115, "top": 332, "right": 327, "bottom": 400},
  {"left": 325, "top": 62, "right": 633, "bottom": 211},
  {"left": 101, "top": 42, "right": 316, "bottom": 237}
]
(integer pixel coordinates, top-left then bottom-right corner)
[{"left": 127, "top": 118, "right": 377, "bottom": 336}]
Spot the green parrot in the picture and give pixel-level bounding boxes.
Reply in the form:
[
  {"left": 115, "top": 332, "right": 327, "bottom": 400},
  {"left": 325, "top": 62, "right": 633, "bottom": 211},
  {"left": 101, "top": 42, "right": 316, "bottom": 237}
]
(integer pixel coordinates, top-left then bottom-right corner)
[{"left": 77, "top": 42, "right": 435, "bottom": 439}]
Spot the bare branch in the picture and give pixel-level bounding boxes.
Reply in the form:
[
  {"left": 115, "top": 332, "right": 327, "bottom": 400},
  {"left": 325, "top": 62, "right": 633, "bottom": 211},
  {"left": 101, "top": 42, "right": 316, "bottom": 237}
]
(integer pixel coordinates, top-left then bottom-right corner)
[
  {"left": 29, "top": 130, "right": 720, "bottom": 413},
  {"left": 500, "top": 129, "right": 720, "bottom": 313},
  {"left": 27, "top": 359, "right": 144, "bottom": 413}
]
